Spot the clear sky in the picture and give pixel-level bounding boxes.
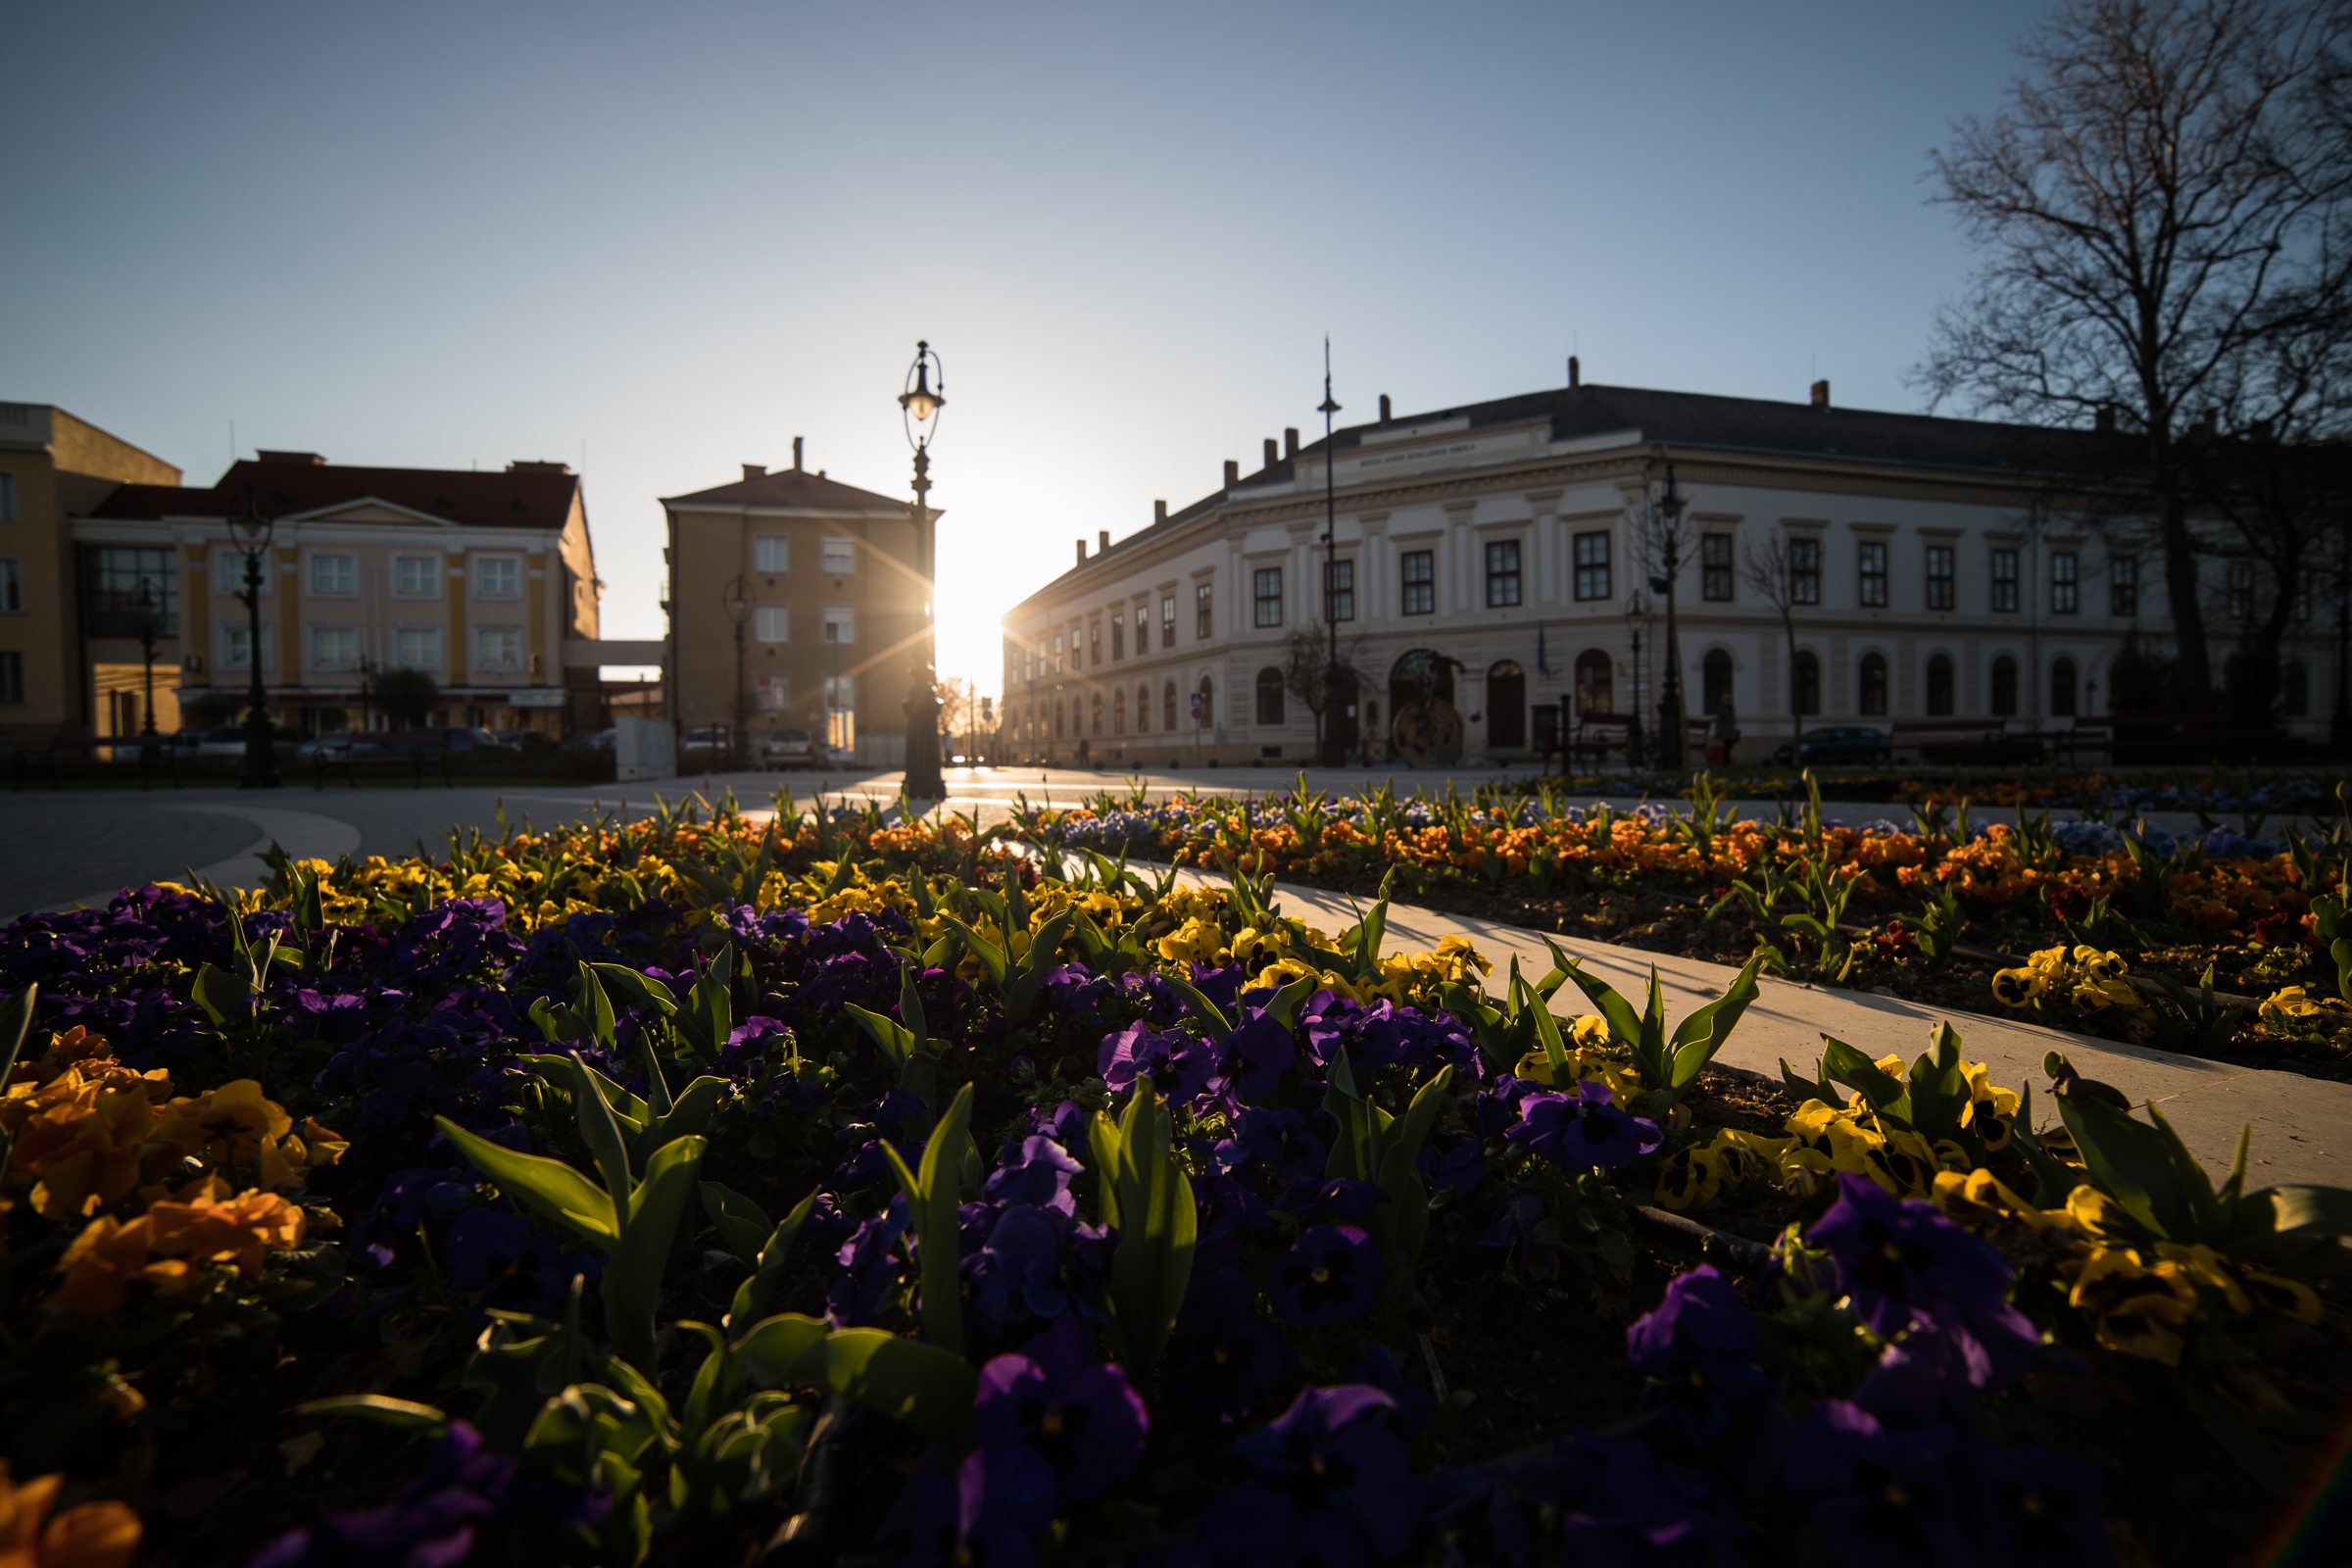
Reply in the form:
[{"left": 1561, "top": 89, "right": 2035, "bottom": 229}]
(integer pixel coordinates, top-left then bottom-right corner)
[{"left": 3, "top": 0, "right": 2049, "bottom": 697}]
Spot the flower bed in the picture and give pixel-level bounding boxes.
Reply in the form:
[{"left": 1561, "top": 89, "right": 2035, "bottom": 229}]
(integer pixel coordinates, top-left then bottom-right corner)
[{"left": 2, "top": 790, "right": 2349, "bottom": 1566}]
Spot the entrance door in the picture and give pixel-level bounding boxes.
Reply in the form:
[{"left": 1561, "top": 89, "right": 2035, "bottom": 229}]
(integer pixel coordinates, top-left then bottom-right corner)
[
  {"left": 1488, "top": 661, "right": 1526, "bottom": 750},
  {"left": 1323, "top": 669, "right": 1359, "bottom": 765}
]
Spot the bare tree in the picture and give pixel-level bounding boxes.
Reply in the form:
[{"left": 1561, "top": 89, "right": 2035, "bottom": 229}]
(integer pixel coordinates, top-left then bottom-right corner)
[
  {"left": 1914, "top": 0, "right": 2352, "bottom": 709},
  {"left": 933, "top": 676, "right": 980, "bottom": 759},
  {"left": 1741, "top": 533, "right": 1806, "bottom": 750},
  {"left": 1281, "top": 630, "right": 1375, "bottom": 761}
]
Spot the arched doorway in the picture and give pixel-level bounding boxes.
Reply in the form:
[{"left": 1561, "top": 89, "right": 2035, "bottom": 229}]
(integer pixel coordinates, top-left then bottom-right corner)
[
  {"left": 1388, "top": 649, "right": 1461, "bottom": 764},
  {"left": 1858, "top": 653, "right": 1888, "bottom": 716},
  {"left": 1701, "top": 649, "right": 1733, "bottom": 715},
  {"left": 1488, "top": 660, "right": 1526, "bottom": 750},
  {"left": 1926, "top": 654, "right": 1954, "bottom": 715},
  {"left": 1573, "top": 649, "right": 1613, "bottom": 717}
]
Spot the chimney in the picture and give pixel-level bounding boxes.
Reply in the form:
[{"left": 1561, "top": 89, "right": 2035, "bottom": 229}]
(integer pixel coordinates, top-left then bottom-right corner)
[
  {"left": 507, "top": 460, "right": 570, "bottom": 473},
  {"left": 793, "top": 436, "right": 805, "bottom": 470},
  {"left": 1379, "top": 393, "right": 1392, "bottom": 422},
  {"left": 1285, "top": 427, "right": 1299, "bottom": 457},
  {"left": 1076, "top": 538, "right": 1088, "bottom": 564},
  {"left": 742, "top": 464, "right": 766, "bottom": 481},
  {"left": 1102, "top": 527, "right": 1114, "bottom": 551},
  {"left": 1568, "top": 356, "right": 1581, "bottom": 388},
  {"left": 1809, "top": 378, "right": 1831, "bottom": 409},
  {"left": 1264, "top": 437, "right": 1279, "bottom": 468},
  {"left": 256, "top": 450, "right": 324, "bottom": 466},
  {"left": 2094, "top": 405, "right": 2116, "bottom": 434},
  {"left": 1224, "top": 459, "right": 1239, "bottom": 487}
]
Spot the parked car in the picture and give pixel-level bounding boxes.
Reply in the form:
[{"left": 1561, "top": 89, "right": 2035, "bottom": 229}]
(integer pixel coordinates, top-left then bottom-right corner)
[
  {"left": 492, "top": 729, "right": 558, "bottom": 753},
  {"left": 1788, "top": 726, "right": 1891, "bottom": 766},
  {"left": 756, "top": 728, "right": 818, "bottom": 769},
  {"left": 195, "top": 723, "right": 300, "bottom": 759},
  {"left": 566, "top": 728, "right": 616, "bottom": 753}
]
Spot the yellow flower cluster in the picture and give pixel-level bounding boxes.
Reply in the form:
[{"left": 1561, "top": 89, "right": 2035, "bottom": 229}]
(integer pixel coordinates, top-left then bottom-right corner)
[
  {"left": 1514, "top": 1015, "right": 1644, "bottom": 1102},
  {"left": 1991, "top": 946, "right": 2156, "bottom": 1042},
  {"left": 0, "top": 1461, "right": 140, "bottom": 1568}
]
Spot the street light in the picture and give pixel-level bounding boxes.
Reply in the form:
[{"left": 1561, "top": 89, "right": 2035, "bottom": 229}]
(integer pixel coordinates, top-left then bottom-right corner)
[
  {"left": 1623, "top": 590, "right": 1648, "bottom": 769},
  {"left": 899, "top": 340, "right": 947, "bottom": 800},
  {"left": 1649, "top": 462, "right": 1688, "bottom": 768},
  {"left": 722, "top": 573, "right": 751, "bottom": 771},
  {"left": 1316, "top": 338, "right": 1344, "bottom": 766},
  {"left": 228, "top": 485, "right": 279, "bottom": 790},
  {"left": 133, "top": 577, "right": 162, "bottom": 749},
  {"left": 356, "top": 653, "right": 377, "bottom": 734}
]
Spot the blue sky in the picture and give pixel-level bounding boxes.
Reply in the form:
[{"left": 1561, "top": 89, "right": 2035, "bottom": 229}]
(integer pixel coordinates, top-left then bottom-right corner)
[{"left": 3, "top": 0, "right": 2049, "bottom": 693}]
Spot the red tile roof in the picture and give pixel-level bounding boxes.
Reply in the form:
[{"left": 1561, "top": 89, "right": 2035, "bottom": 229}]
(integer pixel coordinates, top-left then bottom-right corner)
[
  {"left": 88, "top": 456, "right": 582, "bottom": 530},
  {"left": 662, "top": 466, "right": 908, "bottom": 513}
]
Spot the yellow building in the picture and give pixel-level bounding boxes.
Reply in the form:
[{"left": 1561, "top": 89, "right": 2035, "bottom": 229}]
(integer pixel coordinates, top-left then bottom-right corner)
[{"left": 0, "top": 404, "right": 181, "bottom": 749}]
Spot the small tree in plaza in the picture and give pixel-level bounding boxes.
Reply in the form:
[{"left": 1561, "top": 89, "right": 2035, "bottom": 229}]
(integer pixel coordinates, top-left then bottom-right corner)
[{"left": 376, "top": 667, "right": 439, "bottom": 729}]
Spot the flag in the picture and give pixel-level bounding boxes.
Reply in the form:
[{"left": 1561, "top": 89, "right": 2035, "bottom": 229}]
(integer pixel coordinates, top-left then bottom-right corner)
[{"left": 1537, "top": 621, "right": 1550, "bottom": 676}]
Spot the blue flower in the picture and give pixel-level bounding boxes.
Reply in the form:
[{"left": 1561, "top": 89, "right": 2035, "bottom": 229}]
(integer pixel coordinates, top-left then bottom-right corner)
[
  {"left": 971, "top": 1313, "right": 1148, "bottom": 1507},
  {"left": 1268, "top": 1224, "right": 1382, "bottom": 1324},
  {"left": 1806, "top": 1174, "right": 2039, "bottom": 1388},
  {"left": 1203, "top": 1385, "right": 1419, "bottom": 1566},
  {"left": 1174, "top": 1269, "right": 1293, "bottom": 1424},
  {"left": 1505, "top": 1081, "right": 1661, "bottom": 1170}
]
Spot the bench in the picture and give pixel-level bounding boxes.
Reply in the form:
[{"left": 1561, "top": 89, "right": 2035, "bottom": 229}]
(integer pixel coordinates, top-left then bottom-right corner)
[
  {"left": 2046, "top": 723, "right": 2113, "bottom": 765},
  {"left": 1570, "top": 711, "right": 1640, "bottom": 768},
  {"left": 312, "top": 734, "right": 458, "bottom": 790},
  {"left": 1888, "top": 719, "right": 2009, "bottom": 764}
]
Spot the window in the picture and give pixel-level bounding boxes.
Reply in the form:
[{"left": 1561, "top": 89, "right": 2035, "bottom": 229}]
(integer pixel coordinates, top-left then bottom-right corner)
[
  {"left": 0, "top": 473, "right": 14, "bottom": 521},
  {"left": 2051, "top": 552, "right": 2079, "bottom": 614},
  {"left": 1701, "top": 533, "right": 1734, "bottom": 601},
  {"left": 1485, "top": 540, "right": 1523, "bottom": 608},
  {"left": 822, "top": 537, "right": 856, "bottom": 574},
  {"left": 821, "top": 608, "right": 856, "bottom": 645},
  {"left": 1196, "top": 583, "right": 1213, "bottom": 639},
  {"left": 0, "top": 559, "right": 18, "bottom": 612},
  {"left": 223, "top": 622, "right": 277, "bottom": 671},
  {"left": 755, "top": 536, "right": 790, "bottom": 573},
  {"left": 1113, "top": 687, "right": 1126, "bottom": 733},
  {"left": 1090, "top": 620, "right": 1102, "bottom": 665},
  {"left": 1574, "top": 649, "right": 1612, "bottom": 715},
  {"left": 475, "top": 557, "right": 520, "bottom": 599},
  {"left": 1573, "top": 532, "right": 1611, "bottom": 601},
  {"left": 1702, "top": 649, "right": 1733, "bottom": 712},
  {"left": 1161, "top": 595, "right": 1176, "bottom": 647},
  {"left": 0, "top": 651, "right": 19, "bottom": 705},
  {"left": 1400, "top": 550, "right": 1435, "bottom": 614},
  {"left": 1134, "top": 607, "right": 1150, "bottom": 653},
  {"left": 85, "top": 547, "right": 177, "bottom": 636},
  {"left": 2109, "top": 557, "right": 2137, "bottom": 616},
  {"left": 1163, "top": 680, "right": 1177, "bottom": 731},
  {"left": 393, "top": 555, "right": 439, "bottom": 597},
  {"left": 1789, "top": 537, "right": 1821, "bottom": 605},
  {"left": 1255, "top": 667, "right": 1285, "bottom": 725},
  {"left": 1859, "top": 652, "right": 1888, "bottom": 715},
  {"left": 1990, "top": 655, "right": 2019, "bottom": 715},
  {"left": 1990, "top": 548, "right": 2019, "bottom": 612},
  {"left": 1325, "top": 560, "right": 1354, "bottom": 621},
  {"left": 1253, "top": 567, "right": 1284, "bottom": 628},
  {"left": 2227, "top": 560, "right": 2255, "bottom": 622},
  {"left": 1926, "top": 545, "right": 1955, "bottom": 611},
  {"left": 1198, "top": 675, "right": 1214, "bottom": 728},
  {"left": 1052, "top": 633, "right": 1063, "bottom": 672},
  {"left": 395, "top": 626, "right": 440, "bottom": 668},
  {"left": 1091, "top": 693, "right": 1103, "bottom": 735},
  {"left": 758, "top": 673, "right": 790, "bottom": 710},
  {"left": 1111, "top": 612, "right": 1125, "bottom": 661},
  {"left": 1926, "top": 653, "right": 1954, "bottom": 715},
  {"left": 476, "top": 626, "right": 523, "bottom": 670},
  {"left": 216, "top": 548, "right": 271, "bottom": 597},
  {"left": 310, "top": 626, "right": 357, "bottom": 669},
  {"left": 2285, "top": 662, "right": 2310, "bottom": 716},
  {"left": 1792, "top": 650, "right": 1821, "bottom": 715},
  {"left": 756, "top": 606, "right": 790, "bottom": 642},
  {"left": 310, "top": 554, "right": 357, "bottom": 596},
  {"left": 823, "top": 674, "right": 856, "bottom": 710},
  {"left": 1136, "top": 685, "right": 1151, "bottom": 733},
  {"left": 2051, "top": 657, "right": 2078, "bottom": 716},
  {"left": 1857, "top": 541, "right": 1887, "bottom": 608}
]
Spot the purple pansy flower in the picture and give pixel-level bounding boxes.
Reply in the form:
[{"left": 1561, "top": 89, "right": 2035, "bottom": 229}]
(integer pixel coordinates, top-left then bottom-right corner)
[
  {"left": 904, "top": 1442, "right": 1060, "bottom": 1568},
  {"left": 1174, "top": 1269, "right": 1293, "bottom": 1423},
  {"left": 1806, "top": 1174, "right": 2039, "bottom": 1388},
  {"left": 1210, "top": 1010, "right": 1298, "bottom": 1105},
  {"left": 1505, "top": 1081, "right": 1662, "bottom": 1170},
  {"left": 971, "top": 1313, "right": 1149, "bottom": 1506},
  {"left": 1267, "top": 1224, "right": 1382, "bottom": 1324},
  {"left": 983, "top": 1136, "right": 1084, "bottom": 1216},
  {"left": 1624, "top": 1265, "right": 1783, "bottom": 1458},
  {"left": 1099, "top": 1021, "right": 1216, "bottom": 1102},
  {"left": 1784, "top": 1399, "right": 1969, "bottom": 1568},
  {"left": 1202, "top": 1385, "right": 1419, "bottom": 1566}
]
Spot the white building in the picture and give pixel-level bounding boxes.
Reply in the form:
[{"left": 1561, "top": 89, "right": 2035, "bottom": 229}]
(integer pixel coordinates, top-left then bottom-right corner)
[{"left": 1000, "top": 371, "right": 2338, "bottom": 767}]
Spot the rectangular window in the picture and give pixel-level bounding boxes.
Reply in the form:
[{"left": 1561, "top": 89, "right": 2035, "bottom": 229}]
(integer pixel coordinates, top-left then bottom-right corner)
[
  {"left": 1701, "top": 533, "right": 1734, "bottom": 601},
  {"left": 1325, "top": 560, "right": 1355, "bottom": 621},
  {"left": 0, "top": 650, "right": 20, "bottom": 705},
  {"left": 0, "top": 558, "right": 18, "bottom": 612},
  {"left": 2110, "top": 557, "right": 2137, "bottom": 616},
  {"left": 1990, "top": 548, "right": 2019, "bottom": 612},
  {"left": 2227, "top": 559, "right": 2255, "bottom": 622},
  {"left": 1788, "top": 537, "right": 1821, "bottom": 605},
  {"left": 755, "top": 536, "right": 790, "bottom": 573},
  {"left": 822, "top": 674, "right": 856, "bottom": 708},
  {"left": 1090, "top": 620, "right": 1102, "bottom": 665},
  {"left": 1161, "top": 594, "right": 1175, "bottom": 647},
  {"left": 1052, "top": 633, "right": 1063, "bottom": 672},
  {"left": 222, "top": 622, "right": 277, "bottom": 671},
  {"left": 1400, "top": 549, "right": 1435, "bottom": 614},
  {"left": 0, "top": 473, "right": 14, "bottom": 521},
  {"left": 475, "top": 558, "right": 520, "bottom": 599},
  {"left": 84, "top": 547, "right": 178, "bottom": 636},
  {"left": 394, "top": 626, "right": 440, "bottom": 668},
  {"left": 217, "top": 548, "right": 271, "bottom": 597},
  {"left": 758, "top": 673, "right": 790, "bottom": 710},
  {"left": 1485, "top": 540, "right": 1523, "bottom": 608},
  {"left": 821, "top": 608, "right": 857, "bottom": 645},
  {"left": 1196, "top": 582, "right": 1213, "bottom": 639},
  {"left": 1253, "top": 567, "right": 1284, "bottom": 628},
  {"left": 1111, "top": 612, "right": 1125, "bottom": 660},
  {"left": 309, "top": 554, "right": 357, "bottom": 596},
  {"left": 392, "top": 555, "right": 439, "bottom": 597},
  {"left": 476, "top": 626, "right": 522, "bottom": 669},
  {"left": 755, "top": 606, "right": 790, "bottom": 642},
  {"left": 309, "top": 626, "right": 358, "bottom": 668},
  {"left": 1926, "top": 545, "right": 1955, "bottom": 610},
  {"left": 1573, "top": 531, "right": 1611, "bottom": 601},
  {"left": 1134, "top": 607, "right": 1150, "bottom": 653},
  {"left": 2051, "top": 551, "right": 2079, "bottom": 614},
  {"left": 821, "top": 537, "right": 857, "bottom": 574},
  {"left": 1857, "top": 541, "right": 1887, "bottom": 608}
]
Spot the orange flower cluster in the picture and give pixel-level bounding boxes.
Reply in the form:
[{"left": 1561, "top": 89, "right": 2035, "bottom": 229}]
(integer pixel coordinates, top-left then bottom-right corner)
[
  {"left": 0, "top": 1462, "right": 140, "bottom": 1568},
  {"left": 47, "top": 1177, "right": 310, "bottom": 1316}
]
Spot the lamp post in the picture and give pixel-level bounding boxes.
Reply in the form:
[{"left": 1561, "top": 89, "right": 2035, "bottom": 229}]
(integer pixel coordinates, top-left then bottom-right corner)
[
  {"left": 229, "top": 485, "right": 279, "bottom": 789},
  {"left": 1316, "top": 338, "right": 1343, "bottom": 766},
  {"left": 1649, "top": 463, "right": 1688, "bottom": 768},
  {"left": 133, "top": 577, "right": 162, "bottom": 751},
  {"left": 356, "top": 653, "right": 377, "bottom": 734},
  {"left": 722, "top": 573, "right": 750, "bottom": 770},
  {"left": 1623, "top": 590, "right": 1647, "bottom": 769},
  {"left": 899, "top": 340, "right": 947, "bottom": 800}
]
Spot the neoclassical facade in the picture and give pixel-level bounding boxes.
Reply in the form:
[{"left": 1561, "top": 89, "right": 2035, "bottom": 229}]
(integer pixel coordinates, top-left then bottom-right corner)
[{"left": 1000, "top": 375, "right": 2338, "bottom": 766}]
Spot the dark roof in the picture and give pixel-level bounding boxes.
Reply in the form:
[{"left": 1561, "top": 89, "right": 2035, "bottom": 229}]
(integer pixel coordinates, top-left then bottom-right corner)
[
  {"left": 89, "top": 455, "right": 582, "bottom": 529},
  {"left": 662, "top": 466, "right": 907, "bottom": 512}
]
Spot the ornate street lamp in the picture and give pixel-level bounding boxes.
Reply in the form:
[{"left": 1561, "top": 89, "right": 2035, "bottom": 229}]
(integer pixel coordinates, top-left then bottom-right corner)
[
  {"left": 228, "top": 485, "right": 280, "bottom": 789},
  {"left": 722, "top": 573, "right": 751, "bottom": 770},
  {"left": 1623, "top": 590, "right": 1648, "bottom": 769},
  {"left": 1649, "top": 462, "right": 1688, "bottom": 768},
  {"left": 133, "top": 577, "right": 162, "bottom": 750},
  {"left": 1315, "top": 338, "right": 1344, "bottom": 766},
  {"left": 899, "top": 340, "right": 947, "bottom": 800}
]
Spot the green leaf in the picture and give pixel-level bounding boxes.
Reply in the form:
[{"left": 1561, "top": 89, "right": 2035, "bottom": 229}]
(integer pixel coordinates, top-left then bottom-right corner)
[
  {"left": 605, "top": 1135, "right": 708, "bottom": 1368},
  {"left": 1903, "top": 1022, "right": 1974, "bottom": 1144},
  {"left": 294, "top": 1394, "right": 449, "bottom": 1431},
  {"left": 788, "top": 1329, "right": 977, "bottom": 1450},
  {"left": 433, "top": 1115, "right": 617, "bottom": 1243},
  {"left": 843, "top": 1003, "right": 917, "bottom": 1069},
  {"left": 936, "top": 912, "right": 1009, "bottom": 988},
  {"left": 733, "top": 1311, "right": 832, "bottom": 1386},
  {"left": 1553, "top": 955, "right": 1644, "bottom": 1063},
  {"left": 558, "top": 1051, "right": 639, "bottom": 1204},
  {"left": 191, "top": 962, "right": 243, "bottom": 1025},
  {"left": 1262, "top": 972, "right": 1319, "bottom": 1031},
  {"left": 2055, "top": 1093, "right": 2199, "bottom": 1242},
  {"left": 727, "top": 1187, "right": 820, "bottom": 1331},
  {"left": 1521, "top": 973, "right": 1570, "bottom": 1084},
  {"left": 1819, "top": 1036, "right": 1909, "bottom": 1117},
  {"left": 1003, "top": 908, "right": 1078, "bottom": 1024},
  {"left": 590, "top": 963, "right": 678, "bottom": 1018},
  {"left": 1160, "top": 968, "right": 1233, "bottom": 1036},
  {"left": 1664, "top": 955, "right": 1765, "bottom": 1092},
  {"left": 0, "top": 982, "right": 35, "bottom": 1084},
  {"left": 1104, "top": 1090, "right": 1194, "bottom": 1381},
  {"left": 700, "top": 1181, "right": 773, "bottom": 1266},
  {"left": 883, "top": 1083, "right": 974, "bottom": 1359}
]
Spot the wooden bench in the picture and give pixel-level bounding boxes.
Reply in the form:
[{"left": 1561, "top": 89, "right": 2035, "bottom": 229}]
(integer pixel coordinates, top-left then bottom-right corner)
[
  {"left": 1888, "top": 719, "right": 2008, "bottom": 764},
  {"left": 1570, "top": 711, "right": 1640, "bottom": 768},
  {"left": 2046, "top": 723, "right": 2113, "bottom": 765}
]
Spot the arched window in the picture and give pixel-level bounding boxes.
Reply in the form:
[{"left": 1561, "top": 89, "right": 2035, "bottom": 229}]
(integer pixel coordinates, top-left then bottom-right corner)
[
  {"left": 1926, "top": 654, "right": 1954, "bottom": 715},
  {"left": 1792, "top": 651, "right": 1820, "bottom": 716},
  {"left": 1990, "top": 656, "right": 2018, "bottom": 716},
  {"left": 1255, "top": 667, "right": 1286, "bottom": 725},
  {"left": 2051, "top": 657, "right": 2078, "bottom": 717},
  {"left": 1858, "top": 652, "right": 1887, "bottom": 716},
  {"left": 1163, "top": 680, "right": 1177, "bottom": 731},
  {"left": 1702, "top": 649, "right": 1734, "bottom": 714},
  {"left": 2285, "top": 661, "right": 2310, "bottom": 716},
  {"left": 1091, "top": 693, "right": 1103, "bottom": 734},
  {"left": 1054, "top": 700, "right": 1065, "bottom": 738},
  {"left": 1574, "top": 650, "right": 1612, "bottom": 716},
  {"left": 1199, "top": 675, "right": 1215, "bottom": 728},
  {"left": 1113, "top": 687, "right": 1126, "bottom": 734},
  {"left": 1488, "top": 660, "right": 1526, "bottom": 749},
  {"left": 1136, "top": 685, "right": 1151, "bottom": 733}
]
